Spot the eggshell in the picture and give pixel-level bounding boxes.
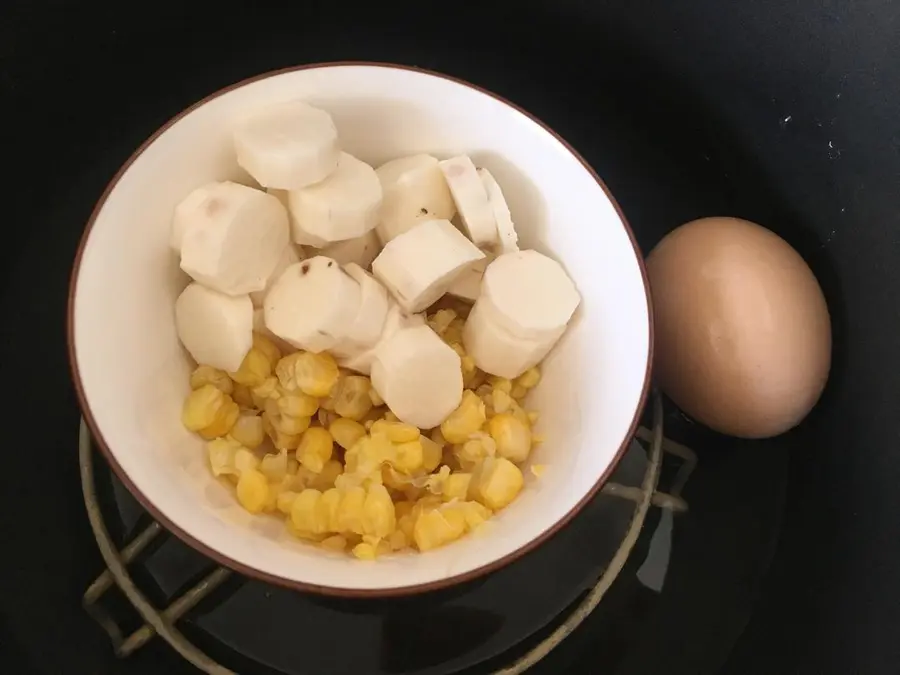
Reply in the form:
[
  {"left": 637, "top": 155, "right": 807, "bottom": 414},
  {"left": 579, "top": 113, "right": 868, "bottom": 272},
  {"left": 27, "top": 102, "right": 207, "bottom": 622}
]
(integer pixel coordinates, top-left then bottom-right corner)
[{"left": 646, "top": 217, "right": 831, "bottom": 439}]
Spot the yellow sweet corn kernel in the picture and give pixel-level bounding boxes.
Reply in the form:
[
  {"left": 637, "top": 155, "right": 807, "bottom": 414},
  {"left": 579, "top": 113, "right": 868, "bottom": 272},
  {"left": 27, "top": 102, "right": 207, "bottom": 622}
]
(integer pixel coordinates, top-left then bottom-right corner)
[
  {"left": 441, "top": 448, "right": 462, "bottom": 472},
  {"left": 362, "top": 484, "right": 396, "bottom": 538},
  {"left": 182, "top": 385, "right": 238, "bottom": 437},
  {"left": 440, "top": 390, "right": 486, "bottom": 443},
  {"left": 296, "top": 427, "right": 334, "bottom": 473},
  {"left": 528, "top": 411, "right": 540, "bottom": 425},
  {"left": 316, "top": 488, "right": 343, "bottom": 533},
  {"left": 383, "top": 411, "right": 399, "bottom": 422},
  {"left": 381, "top": 465, "right": 411, "bottom": 491},
  {"left": 229, "top": 414, "right": 264, "bottom": 450},
  {"left": 488, "top": 413, "right": 532, "bottom": 463},
  {"left": 231, "top": 383, "right": 255, "bottom": 409},
  {"left": 236, "top": 469, "right": 270, "bottom": 514},
  {"left": 510, "top": 385, "right": 529, "bottom": 400},
  {"left": 317, "top": 408, "right": 338, "bottom": 428},
  {"left": 492, "top": 389, "right": 513, "bottom": 416},
  {"left": 265, "top": 398, "right": 311, "bottom": 436},
  {"left": 321, "top": 534, "right": 348, "bottom": 552},
  {"left": 276, "top": 490, "right": 299, "bottom": 514},
  {"left": 370, "top": 419, "right": 420, "bottom": 443},
  {"left": 469, "top": 457, "right": 523, "bottom": 511},
  {"left": 394, "top": 500, "right": 415, "bottom": 520},
  {"left": 310, "top": 459, "right": 343, "bottom": 491},
  {"left": 252, "top": 332, "right": 282, "bottom": 369},
  {"left": 428, "top": 308, "right": 457, "bottom": 335},
  {"left": 442, "top": 318, "right": 465, "bottom": 346},
  {"left": 190, "top": 365, "right": 233, "bottom": 394},
  {"left": 368, "top": 387, "right": 385, "bottom": 407},
  {"left": 442, "top": 473, "right": 472, "bottom": 502},
  {"left": 392, "top": 440, "right": 424, "bottom": 474},
  {"left": 278, "top": 392, "right": 319, "bottom": 418},
  {"left": 277, "top": 351, "right": 339, "bottom": 397},
  {"left": 353, "top": 433, "right": 396, "bottom": 475},
  {"left": 448, "top": 342, "right": 466, "bottom": 359},
  {"left": 455, "top": 434, "right": 497, "bottom": 465},
  {"left": 329, "top": 418, "right": 367, "bottom": 450},
  {"left": 207, "top": 437, "right": 242, "bottom": 478},
  {"left": 388, "top": 530, "right": 409, "bottom": 551},
  {"left": 234, "top": 448, "right": 261, "bottom": 474},
  {"left": 331, "top": 376, "right": 374, "bottom": 421},
  {"left": 488, "top": 376, "right": 513, "bottom": 394},
  {"left": 430, "top": 428, "right": 447, "bottom": 447},
  {"left": 530, "top": 464, "right": 547, "bottom": 478},
  {"left": 515, "top": 367, "right": 541, "bottom": 390},
  {"left": 414, "top": 505, "right": 467, "bottom": 552},
  {"left": 254, "top": 376, "right": 280, "bottom": 401},
  {"left": 260, "top": 449, "right": 289, "bottom": 483},
  {"left": 352, "top": 542, "right": 377, "bottom": 560},
  {"left": 230, "top": 347, "right": 272, "bottom": 388},
  {"left": 334, "top": 486, "right": 366, "bottom": 534},
  {"left": 460, "top": 501, "right": 492, "bottom": 530},
  {"left": 510, "top": 403, "right": 532, "bottom": 429},
  {"left": 420, "top": 436, "right": 443, "bottom": 472},
  {"left": 290, "top": 489, "right": 323, "bottom": 534},
  {"left": 262, "top": 413, "right": 302, "bottom": 451}
]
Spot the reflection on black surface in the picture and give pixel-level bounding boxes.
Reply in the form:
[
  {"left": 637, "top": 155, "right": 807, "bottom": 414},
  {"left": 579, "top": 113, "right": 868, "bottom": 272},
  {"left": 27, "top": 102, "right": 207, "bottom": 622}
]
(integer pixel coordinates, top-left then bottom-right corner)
[{"left": 380, "top": 605, "right": 504, "bottom": 673}]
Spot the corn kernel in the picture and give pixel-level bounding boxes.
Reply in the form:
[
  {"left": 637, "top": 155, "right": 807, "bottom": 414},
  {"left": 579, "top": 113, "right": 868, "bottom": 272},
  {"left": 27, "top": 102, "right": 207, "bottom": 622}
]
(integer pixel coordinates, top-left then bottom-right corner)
[
  {"left": 391, "top": 440, "right": 423, "bottom": 474},
  {"left": 207, "top": 437, "right": 242, "bottom": 477},
  {"left": 490, "top": 389, "right": 513, "bottom": 416},
  {"left": 515, "top": 367, "right": 541, "bottom": 390},
  {"left": 276, "top": 490, "right": 299, "bottom": 514},
  {"left": 388, "top": 530, "right": 408, "bottom": 551},
  {"left": 368, "top": 387, "right": 385, "bottom": 407},
  {"left": 394, "top": 501, "right": 415, "bottom": 520},
  {"left": 474, "top": 384, "right": 493, "bottom": 398},
  {"left": 182, "top": 385, "right": 240, "bottom": 439},
  {"left": 230, "top": 347, "right": 272, "bottom": 388},
  {"left": 190, "top": 365, "right": 233, "bottom": 394},
  {"left": 430, "top": 428, "right": 447, "bottom": 447},
  {"left": 440, "top": 390, "right": 486, "bottom": 443},
  {"left": 317, "top": 488, "right": 343, "bottom": 533},
  {"left": 229, "top": 413, "right": 264, "bottom": 450},
  {"left": 488, "top": 414, "right": 532, "bottom": 463},
  {"left": 382, "top": 465, "right": 411, "bottom": 491},
  {"left": 352, "top": 433, "right": 396, "bottom": 475},
  {"left": 296, "top": 427, "right": 334, "bottom": 474},
  {"left": 460, "top": 501, "right": 492, "bottom": 530},
  {"left": 528, "top": 411, "right": 540, "bottom": 425},
  {"left": 329, "top": 418, "right": 367, "bottom": 450},
  {"left": 233, "top": 448, "right": 260, "bottom": 474},
  {"left": 321, "top": 534, "right": 348, "bottom": 552},
  {"left": 352, "top": 542, "right": 377, "bottom": 560},
  {"left": 511, "top": 385, "right": 528, "bottom": 400},
  {"left": 420, "top": 436, "right": 443, "bottom": 472},
  {"left": 448, "top": 342, "right": 466, "bottom": 358},
  {"left": 470, "top": 457, "right": 523, "bottom": 510},
  {"left": 334, "top": 486, "right": 366, "bottom": 534},
  {"left": 236, "top": 469, "right": 269, "bottom": 514},
  {"left": 488, "top": 376, "right": 513, "bottom": 394},
  {"left": 252, "top": 332, "right": 282, "bottom": 368},
  {"left": 511, "top": 403, "right": 532, "bottom": 429},
  {"left": 442, "top": 473, "right": 472, "bottom": 502},
  {"left": 362, "top": 484, "right": 396, "bottom": 538},
  {"left": 310, "top": 459, "right": 343, "bottom": 491},
  {"left": 330, "top": 376, "right": 374, "bottom": 421},
  {"left": 443, "top": 318, "right": 465, "bottom": 345},
  {"left": 429, "top": 308, "right": 457, "bottom": 335},
  {"left": 374, "top": 420, "right": 420, "bottom": 443},
  {"left": 455, "top": 434, "right": 496, "bottom": 464},
  {"left": 290, "top": 489, "right": 323, "bottom": 533},
  {"left": 231, "top": 383, "right": 255, "bottom": 409},
  {"left": 530, "top": 464, "right": 547, "bottom": 478},
  {"left": 278, "top": 392, "right": 319, "bottom": 418},
  {"left": 260, "top": 449, "right": 289, "bottom": 482},
  {"left": 414, "top": 506, "right": 467, "bottom": 551},
  {"left": 262, "top": 413, "right": 302, "bottom": 451},
  {"left": 277, "top": 351, "right": 339, "bottom": 397}
]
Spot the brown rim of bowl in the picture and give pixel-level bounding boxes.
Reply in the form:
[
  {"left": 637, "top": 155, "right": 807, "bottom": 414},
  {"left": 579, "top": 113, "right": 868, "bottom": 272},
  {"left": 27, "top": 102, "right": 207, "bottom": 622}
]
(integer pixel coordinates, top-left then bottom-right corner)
[{"left": 66, "top": 61, "right": 654, "bottom": 598}]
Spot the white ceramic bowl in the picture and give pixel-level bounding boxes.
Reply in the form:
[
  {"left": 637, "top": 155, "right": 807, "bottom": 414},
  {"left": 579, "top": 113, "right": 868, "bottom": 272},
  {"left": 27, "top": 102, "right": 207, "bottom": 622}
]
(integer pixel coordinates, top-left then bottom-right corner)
[{"left": 68, "top": 63, "right": 652, "bottom": 596}]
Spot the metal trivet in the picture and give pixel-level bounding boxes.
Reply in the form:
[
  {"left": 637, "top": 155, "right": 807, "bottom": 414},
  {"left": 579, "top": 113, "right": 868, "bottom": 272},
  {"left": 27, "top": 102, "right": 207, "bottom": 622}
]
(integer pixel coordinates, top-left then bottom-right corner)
[{"left": 80, "top": 391, "right": 696, "bottom": 675}]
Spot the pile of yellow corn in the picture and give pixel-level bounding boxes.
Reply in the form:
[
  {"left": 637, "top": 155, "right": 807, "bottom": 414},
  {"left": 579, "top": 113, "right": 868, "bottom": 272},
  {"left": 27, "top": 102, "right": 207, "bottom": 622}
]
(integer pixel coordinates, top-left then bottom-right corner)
[{"left": 181, "top": 307, "right": 544, "bottom": 560}]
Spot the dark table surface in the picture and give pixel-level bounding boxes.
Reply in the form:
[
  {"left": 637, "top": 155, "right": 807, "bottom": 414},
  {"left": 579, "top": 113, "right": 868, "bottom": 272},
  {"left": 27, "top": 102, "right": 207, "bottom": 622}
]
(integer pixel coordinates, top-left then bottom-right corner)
[{"left": 2, "top": 1, "right": 899, "bottom": 674}]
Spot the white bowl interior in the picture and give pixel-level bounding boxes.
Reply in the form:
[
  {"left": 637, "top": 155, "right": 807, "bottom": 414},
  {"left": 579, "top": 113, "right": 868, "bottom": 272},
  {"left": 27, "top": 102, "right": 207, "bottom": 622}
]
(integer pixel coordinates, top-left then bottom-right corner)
[{"left": 72, "top": 65, "right": 650, "bottom": 592}]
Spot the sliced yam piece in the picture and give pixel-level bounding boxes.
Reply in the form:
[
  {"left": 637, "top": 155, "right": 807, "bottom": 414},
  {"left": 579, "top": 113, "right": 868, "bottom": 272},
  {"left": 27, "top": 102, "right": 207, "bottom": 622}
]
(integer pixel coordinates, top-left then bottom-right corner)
[
  {"left": 170, "top": 182, "right": 219, "bottom": 252},
  {"left": 446, "top": 252, "right": 495, "bottom": 303},
  {"left": 264, "top": 257, "right": 361, "bottom": 353},
  {"left": 288, "top": 153, "right": 382, "bottom": 243},
  {"left": 371, "top": 219, "right": 485, "bottom": 313},
  {"left": 249, "top": 243, "right": 304, "bottom": 308},
  {"left": 370, "top": 324, "right": 463, "bottom": 429},
  {"left": 233, "top": 100, "right": 340, "bottom": 190},
  {"left": 462, "top": 297, "right": 563, "bottom": 379},
  {"left": 375, "top": 154, "right": 456, "bottom": 244},
  {"left": 252, "top": 308, "right": 295, "bottom": 355},
  {"left": 178, "top": 181, "right": 290, "bottom": 296},
  {"left": 477, "top": 168, "right": 519, "bottom": 254},
  {"left": 175, "top": 283, "right": 253, "bottom": 372},
  {"left": 481, "top": 250, "right": 581, "bottom": 340},
  {"left": 339, "top": 303, "right": 425, "bottom": 375},
  {"left": 439, "top": 155, "right": 498, "bottom": 247},
  {"left": 320, "top": 230, "right": 381, "bottom": 269},
  {"left": 330, "top": 263, "right": 390, "bottom": 358},
  {"left": 268, "top": 188, "right": 328, "bottom": 248}
]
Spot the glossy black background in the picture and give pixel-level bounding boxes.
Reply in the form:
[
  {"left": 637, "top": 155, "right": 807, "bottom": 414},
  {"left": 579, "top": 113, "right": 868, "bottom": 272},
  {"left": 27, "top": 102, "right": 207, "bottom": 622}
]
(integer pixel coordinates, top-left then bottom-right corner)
[{"left": 2, "top": 1, "right": 898, "bottom": 673}]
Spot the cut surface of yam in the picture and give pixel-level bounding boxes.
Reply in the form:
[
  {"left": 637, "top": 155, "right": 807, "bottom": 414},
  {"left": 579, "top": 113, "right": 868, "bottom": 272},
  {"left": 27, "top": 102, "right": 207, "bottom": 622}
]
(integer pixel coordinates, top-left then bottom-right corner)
[
  {"left": 477, "top": 168, "right": 519, "bottom": 254},
  {"left": 320, "top": 230, "right": 381, "bottom": 269},
  {"left": 375, "top": 154, "right": 456, "bottom": 244},
  {"left": 330, "top": 263, "right": 390, "bottom": 358},
  {"left": 175, "top": 283, "right": 253, "bottom": 372},
  {"left": 339, "top": 303, "right": 425, "bottom": 375},
  {"left": 249, "top": 243, "right": 304, "bottom": 308},
  {"left": 439, "top": 155, "right": 498, "bottom": 247}
]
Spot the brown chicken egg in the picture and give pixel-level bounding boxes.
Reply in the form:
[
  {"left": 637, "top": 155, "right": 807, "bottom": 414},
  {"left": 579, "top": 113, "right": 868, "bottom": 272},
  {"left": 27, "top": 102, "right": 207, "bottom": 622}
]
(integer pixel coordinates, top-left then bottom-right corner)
[{"left": 646, "top": 217, "right": 831, "bottom": 439}]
